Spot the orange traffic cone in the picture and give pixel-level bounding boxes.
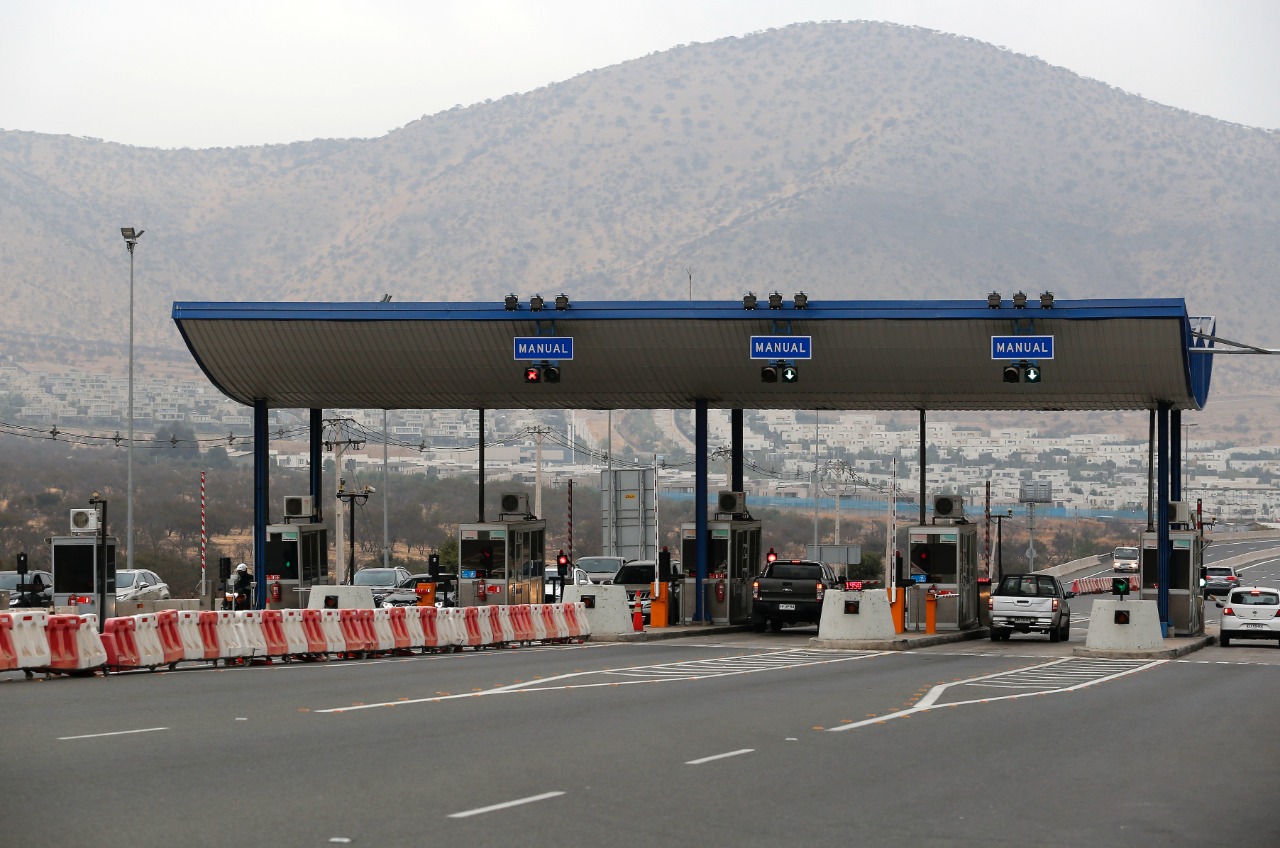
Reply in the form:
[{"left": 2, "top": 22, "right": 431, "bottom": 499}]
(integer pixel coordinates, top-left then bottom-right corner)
[{"left": 632, "top": 600, "right": 644, "bottom": 632}]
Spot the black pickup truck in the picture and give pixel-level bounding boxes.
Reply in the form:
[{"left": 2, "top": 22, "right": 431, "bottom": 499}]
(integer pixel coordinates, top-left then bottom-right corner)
[{"left": 750, "top": 560, "right": 839, "bottom": 631}]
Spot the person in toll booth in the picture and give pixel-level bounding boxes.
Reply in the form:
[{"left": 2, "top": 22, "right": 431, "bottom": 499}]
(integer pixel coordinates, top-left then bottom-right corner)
[{"left": 232, "top": 562, "right": 253, "bottom": 608}]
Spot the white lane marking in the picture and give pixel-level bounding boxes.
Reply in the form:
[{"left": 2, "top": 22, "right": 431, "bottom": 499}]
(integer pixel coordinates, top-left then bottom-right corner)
[
  {"left": 827, "top": 657, "right": 1163, "bottom": 732},
  {"left": 317, "top": 650, "right": 887, "bottom": 713},
  {"left": 58, "top": 727, "right": 169, "bottom": 741},
  {"left": 686, "top": 748, "right": 754, "bottom": 765},
  {"left": 448, "top": 791, "right": 564, "bottom": 819}
]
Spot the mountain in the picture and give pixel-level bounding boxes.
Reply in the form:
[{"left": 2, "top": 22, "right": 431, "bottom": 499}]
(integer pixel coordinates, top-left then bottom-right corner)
[{"left": 2, "top": 21, "right": 1278, "bottom": 391}]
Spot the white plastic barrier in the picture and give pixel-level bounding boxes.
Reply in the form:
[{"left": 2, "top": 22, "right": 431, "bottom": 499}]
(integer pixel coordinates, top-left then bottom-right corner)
[
  {"left": 529, "top": 604, "right": 549, "bottom": 642},
  {"left": 371, "top": 608, "right": 396, "bottom": 653},
  {"left": 477, "top": 606, "right": 496, "bottom": 647},
  {"left": 279, "top": 609, "right": 309, "bottom": 656},
  {"left": 175, "top": 610, "right": 207, "bottom": 661},
  {"left": 75, "top": 614, "right": 108, "bottom": 670},
  {"left": 494, "top": 605, "right": 516, "bottom": 645},
  {"left": 216, "top": 610, "right": 247, "bottom": 659},
  {"left": 237, "top": 611, "right": 268, "bottom": 659},
  {"left": 132, "top": 613, "right": 166, "bottom": 668},
  {"left": 438, "top": 608, "right": 464, "bottom": 647},
  {"left": 403, "top": 606, "right": 426, "bottom": 648},
  {"left": 319, "top": 609, "right": 346, "bottom": 654},
  {"left": 570, "top": 602, "right": 591, "bottom": 639},
  {"left": 551, "top": 603, "right": 571, "bottom": 640},
  {"left": 11, "top": 611, "right": 51, "bottom": 669}
]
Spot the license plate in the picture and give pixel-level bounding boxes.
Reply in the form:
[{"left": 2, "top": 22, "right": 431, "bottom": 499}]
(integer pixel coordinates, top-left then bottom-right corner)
[
  {"left": 1243, "top": 623, "right": 1266, "bottom": 629},
  {"left": 1015, "top": 616, "right": 1035, "bottom": 622},
  {"left": 778, "top": 603, "right": 795, "bottom": 611}
]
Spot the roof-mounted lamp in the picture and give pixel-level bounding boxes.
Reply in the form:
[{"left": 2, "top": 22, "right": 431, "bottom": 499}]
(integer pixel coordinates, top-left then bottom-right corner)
[
  {"left": 1012, "top": 291, "right": 1028, "bottom": 309},
  {"left": 987, "top": 291, "right": 1002, "bottom": 309},
  {"left": 742, "top": 292, "right": 757, "bottom": 310}
]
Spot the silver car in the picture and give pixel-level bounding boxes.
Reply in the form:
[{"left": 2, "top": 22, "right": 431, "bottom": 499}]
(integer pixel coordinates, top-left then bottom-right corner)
[
  {"left": 574, "top": 556, "right": 628, "bottom": 585},
  {"left": 115, "top": 569, "right": 171, "bottom": 602}
]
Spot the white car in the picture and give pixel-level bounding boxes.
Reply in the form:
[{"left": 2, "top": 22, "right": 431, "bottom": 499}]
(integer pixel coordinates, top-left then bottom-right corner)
[
  {"left": 1112, "top": 546, "right": 1140, "bottom": 574},
  {"left": 1217, "top": 586, "right": 1280, "bottom": 647},
  {"left": 115, "top": 569, "right": 171, "bottom": 602}
]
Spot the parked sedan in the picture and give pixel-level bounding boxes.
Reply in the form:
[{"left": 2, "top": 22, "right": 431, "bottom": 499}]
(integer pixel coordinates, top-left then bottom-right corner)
[
  {"left": 115, "top": 569, "right": 170, "bottom": 602},
  {"left": 1217, "top": 586, "right": 1280, "bottom": 646},
  {"left": 379, "top": 574, "right": 458, "bottom": 608},
  {"left": 1, "top": 570, "right": 54, "bottom": 608}
]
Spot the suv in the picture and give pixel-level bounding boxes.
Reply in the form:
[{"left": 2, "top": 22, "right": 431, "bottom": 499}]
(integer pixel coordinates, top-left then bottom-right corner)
[
  {"left": 574, "top": 556, "right": 628, "bottom": 585},
  {"left": 1204, "top": 565, "right": 1241, "bottom": 598},
  {"left": 1112, "top": 546, "right": 1140, "bottom": 574},
  {"left": 611, "top": 561, "right": 657, "bottom": 623}
]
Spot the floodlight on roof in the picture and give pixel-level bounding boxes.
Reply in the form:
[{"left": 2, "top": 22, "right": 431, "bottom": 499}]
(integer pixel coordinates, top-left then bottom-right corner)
[
  {"left": 529, "top": 294, "right": 544, "bottom": 312},
  {"left": 793, "top": 291, "right": 808, "bottom": 309},
  {"left": 767, "top": 291, "right": 783, "bottom": 310},
  {"left": 987, "top": 291, "right": 1002, "bottom": 308},
  {"left": 554, "top": 293, "right": 570, "bottom": 310},
  {"left": 504, "top": 294, "right": 519, "bottom": 311},
  {"left": 1040, "top": 291, "right": 1054, "bottom": 308},
  {"left": 742, "top": 292, "right": 757, "bottom": 310},
  {"left": 1012, "top": 291, "right": 1028, "bottom": 308}
]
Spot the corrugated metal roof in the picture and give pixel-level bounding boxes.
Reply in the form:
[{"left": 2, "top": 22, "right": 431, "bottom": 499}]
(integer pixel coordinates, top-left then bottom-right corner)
[{"left": 172, "top": 297, "right": 1211, "bottom": 412}]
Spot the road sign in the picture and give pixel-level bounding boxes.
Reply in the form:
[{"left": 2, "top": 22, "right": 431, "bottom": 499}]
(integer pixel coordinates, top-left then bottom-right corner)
[
  {"left": 991, "top": 335, "right": 1053, "bottom": 360},
  {"left": 750, "top": 336, "right": 812, "bottom": 360},
  {"left": 514, "top": 337, "right": 574, "bottom": 360}
]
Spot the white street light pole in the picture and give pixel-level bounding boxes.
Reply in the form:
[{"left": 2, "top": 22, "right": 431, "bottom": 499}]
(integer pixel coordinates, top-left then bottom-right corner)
[{"left": 120, "top": 227, "right": 144, "bottom": 570}]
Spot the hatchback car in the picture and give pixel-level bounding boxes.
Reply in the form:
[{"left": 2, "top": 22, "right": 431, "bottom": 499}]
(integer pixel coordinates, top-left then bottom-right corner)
[
  {"left": 1203, "top": 565, "right": 1241, "bottom": 598},
  {"left": 1, "top": 570, "right": 54, "bottom": 608},
  {"left": 1112, "top": 546, "right": 1140, "bottom": 574},
  {"left": 115, "top": 569, "right": 170, "bottom": 602},
  {"left": 1217, "top": 586, "right": 1280, "bottom": 646}
]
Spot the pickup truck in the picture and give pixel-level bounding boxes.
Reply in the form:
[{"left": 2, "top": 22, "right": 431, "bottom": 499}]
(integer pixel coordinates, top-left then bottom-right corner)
[
  {"left": 988, "top": 574, "right": 1074, "bottom": 642},
  {"left": 750, "top": 560, "right": 839, "bottom": 632}
]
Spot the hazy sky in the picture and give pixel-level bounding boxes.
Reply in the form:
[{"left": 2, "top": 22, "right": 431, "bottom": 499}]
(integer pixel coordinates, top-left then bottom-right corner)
[{"left": 3, "top": 0, "right": 1278, "bottom": 149}]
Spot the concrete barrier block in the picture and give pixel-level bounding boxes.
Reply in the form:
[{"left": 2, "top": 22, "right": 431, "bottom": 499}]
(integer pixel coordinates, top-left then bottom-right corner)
[
  {"left": 563, "top": 584, "right": 631, "bottom": 635},
  {"left": 817, "top": 590, "right": 897, "bottom": 642},
  {"left": 1085, "top": 599, "right": 1164, "bottom": 651},
  {"left": 306, "top": 586, "right": 375, "bottom": 610}
]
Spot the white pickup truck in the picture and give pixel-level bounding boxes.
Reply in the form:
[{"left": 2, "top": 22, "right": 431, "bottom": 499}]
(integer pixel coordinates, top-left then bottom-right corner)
[{"left": 988, "top": 574, "right": 1074, "bottom": 642}]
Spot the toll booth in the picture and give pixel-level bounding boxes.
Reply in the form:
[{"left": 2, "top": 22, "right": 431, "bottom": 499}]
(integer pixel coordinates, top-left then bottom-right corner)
[
  {"left": 457, "top": 519, "right": 546, "bottom": 607},
  {"left": 905, "top": 524, "right": 979, "bottom": 630},
  {"left": 50, "top": 535, "right": 117, "bottom": 621},
  {"left": 264, "top": 522, "right": 329, "bottom": 609},
  {"left": 679, "top": 519, "right": 762, "bottom": 624},
  {"left": 1139, "top": 530, "right": 1205, "bottom": 636}
]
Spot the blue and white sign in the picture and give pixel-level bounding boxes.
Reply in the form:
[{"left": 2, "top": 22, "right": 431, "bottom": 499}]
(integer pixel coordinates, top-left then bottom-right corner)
[
  {"left": 750, "top": 335, "right": 812, "bottom": 360},
  {"left": 991, "top": 335, "right": 1054, "bottom": 360},
  {"left": 514, "top": 337, "right": 574, "bottom": 360}
]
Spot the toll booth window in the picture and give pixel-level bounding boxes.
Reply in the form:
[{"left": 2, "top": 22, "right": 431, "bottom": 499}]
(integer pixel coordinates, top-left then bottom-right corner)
[
  {"left": 928, "top": 543, "right": 958, "bottom": 582},
  {"left": 460, "top": 540, "right": 504, "bottom": 578},
  {"left": 52, "top": 544, "right": 97, "bottom": 593}
]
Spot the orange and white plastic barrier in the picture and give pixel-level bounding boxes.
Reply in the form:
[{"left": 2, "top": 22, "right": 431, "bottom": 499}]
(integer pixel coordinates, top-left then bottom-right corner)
[
  {"left": 318, "top": 608, "right": 346, "bottom": 654},
  {"left": 155, "top": 610, "right": 185, "bottom": 667},
  {"left": 75, "top": 614, "right": 108, "bottom": 670},
  {"left": 175, "top": 610, "right": 208, "bottom": 661},
  {"left": 132, "top": 613, "right": 166, "bottom": 668},
  {"left": 260, "top": 609, "right": 289, "bottom": 658},
  {"left": 371, "top": 608, "right": 396, "bottom": 653},
  {"left": 280, "top": 609, "right": 310, "bottom": 656},
  {"left": 236, "top": 610, "right": 268, "bottom": 660},
  {"left": 1070, "top": 576, "right": 1138, "bottom": 595},
  {"left": 0, "top": 614, "right": 18, "bottom": 670}
]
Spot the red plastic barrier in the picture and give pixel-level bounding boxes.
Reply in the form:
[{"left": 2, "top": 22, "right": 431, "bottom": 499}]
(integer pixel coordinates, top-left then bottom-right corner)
[
  {"left": 300, "top": 609, "right": 327, "bottom": 654},
  {"left": 462, "top": 607, "right": 482, "bottom": 647},
  {"left": 260, "top": 609, "right": 288, "bottom": 657},
  {"left": 357, "top": 609, "right": 381, "bottom": 653},
  {"left": 103, "top": 617, "right": 141, "bottom": 669},
  {"left": 419, "top": 606, "right": 440, "bottom": 648},
  {"left": 45, "top": 614, "right": 82, "bottom": 670},
  {"left": 155, "top": 610, "right": 184, "bottom": 666},
  {"left": 0, "top": 615, "right": 17, "bottom": 671},
  {"left": 338, "top": 609, "right": 369, "bottom": 653},
  {"left": 540, "top": 605, "right": 559, "bottom": 642},
  {"left": 563, "top": 604, "right": 583, "bottom": 639},
  {"left": 387, "top": 606, "right": 411, "bottom": 651},
  {"left": 512, "top": 605, "right": 534, "bottom": 643},
  {"left": 196, "top": 611, "right": 222, "bottom": 659}
]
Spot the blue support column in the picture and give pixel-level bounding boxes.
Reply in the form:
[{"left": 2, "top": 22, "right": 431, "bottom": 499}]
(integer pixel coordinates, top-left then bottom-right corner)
[
  {"left": 253, "top": 398, "right": 269, "bottom": 609},
  {"left": 1157, "top": 403, "right": 1170, "bottom": 634},
  {"left": 310, "top": 409, "right": 323, "bottom": 522},
  {"left": 731, "top": 409, "right": 744, "bottom": 492},
  {"left": 1170, "top": 409, "right": 1182, "bottom": 503},
  {"left": 695, "top": 399, "right": 708, "bottom": 622}
]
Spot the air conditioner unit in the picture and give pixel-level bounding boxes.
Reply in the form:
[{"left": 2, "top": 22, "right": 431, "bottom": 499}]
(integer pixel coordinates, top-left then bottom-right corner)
[
  {"left": 933, "top": 494, "right": 965, "bottom": 519},
  {"left": 1169, "top": 501, "right": 1191, "bottom": 525},
  {"left": 283, "top": 495, "right": 314, "bottom": 520},
  {"left": 718, "top": 491, "right": 746, "bottom": 514},
  {"left": 500, "top": 492, "right": 530, "bottom": 515},
  {"left": 70, "top": 508, "right": 99, "bottom": 533}
]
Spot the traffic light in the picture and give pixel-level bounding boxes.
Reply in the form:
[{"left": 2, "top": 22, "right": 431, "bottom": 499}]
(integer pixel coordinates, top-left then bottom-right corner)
[
  {"left": 1111, "top": 577, "right": 1130, "bottom": 596},
  {"left": 761, "top": 365, "right": 778, "bottom": 383},
  {"left": 781, "top": 365, "right": 798, "bottom": 383},
  {"left": 428, "top": 553, "right": 441, "bottom": 581},
  {"left": 524, "top": 365, "right": 542, "bottom": 383},
  {"left": 16, "top": 552, "right": 28, "bottom": 575},
  {"left": 1002, "top": 361, "right": 1041, "bottom": 383},
  {"left": 478, "top": 546, "right": 494, "bottom": 577},
  {"left": 761, "top": 362, "right": 798, "bottom": 383},
  {"left": 909, "top": 541, "right": 930, "bottom": 570},
  {"left": 524, "top": 363, "right": 561, "bottom": 383},
  {"left": 765, "top": 547, "right": 778, "bottom": 564},
  {"left": 543, "top": 365, "right": 561, "bottom": 383},
  {"left": 658, "top": 546, "right": 672, "bottom": 581}
]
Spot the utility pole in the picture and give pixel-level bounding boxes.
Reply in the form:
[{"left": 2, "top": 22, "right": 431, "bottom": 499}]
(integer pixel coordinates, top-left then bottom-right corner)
[
  {"left": 324, "top": 418, "right": 364, "bottom": 584},
  {"left": 530, "top": 425, "right": 550, "bottom": 519}
]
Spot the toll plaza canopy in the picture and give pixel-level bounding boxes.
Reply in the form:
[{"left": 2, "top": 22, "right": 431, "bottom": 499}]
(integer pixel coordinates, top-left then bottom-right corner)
[{"left": 173, "top": 297, "right": 1214, "bottom": 412}]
